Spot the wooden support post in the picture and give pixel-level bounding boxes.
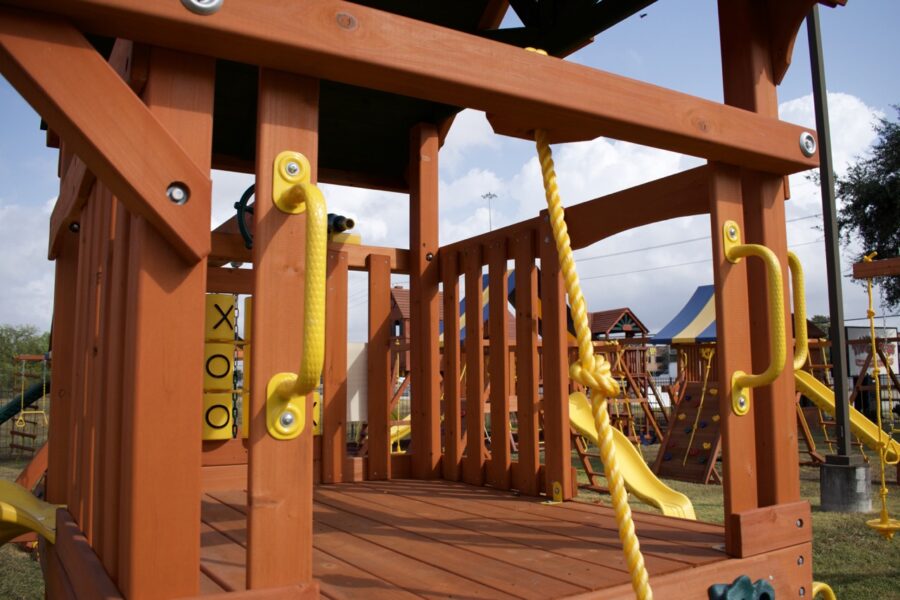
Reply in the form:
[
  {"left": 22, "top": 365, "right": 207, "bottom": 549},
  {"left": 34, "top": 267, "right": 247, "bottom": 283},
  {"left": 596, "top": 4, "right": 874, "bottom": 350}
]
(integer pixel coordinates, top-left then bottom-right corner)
[
  {"left": 487, "top": 240, "right": 510, "bottom": 490},
  {"left": 463, "top": 248, "right": 486, "bottom": 486},
  {"left": 513, "top": 231, "right": 540, "bottom": 496},
  {"left": 539, "top": 224, "right": 572, "bottom": 499},
  {"left": 367, "top": 254, "right": 392, "bottom": 480},
  {"left": 322, "top": 250, "right": 348, "bottom": 484},
  {"left": 441, "top": 250, "right": 462, "bottom": 482},
  {"left": 408, "top": 123, "right": 441, "bottom": 479},
  {"left": 719, "top": 0, "right": 800, "bottom": 506},
  {"left": 708, "top": 163, "right": 759, "bottom": 556},
  {"left": 117, "top": 48, "right": 214, "bottom": 599},
  {"left": 248, "top": 69, "right": 318, "bottom": 588},
  {"left": 47, "top": 228, "right": 79, "bottom": 506}
]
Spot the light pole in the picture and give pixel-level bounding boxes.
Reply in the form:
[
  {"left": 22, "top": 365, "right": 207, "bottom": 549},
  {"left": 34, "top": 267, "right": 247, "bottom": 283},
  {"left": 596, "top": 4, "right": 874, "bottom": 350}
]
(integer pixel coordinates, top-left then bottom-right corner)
[{"left": 482, "top": 192, "right": 497, "bottom": 231}]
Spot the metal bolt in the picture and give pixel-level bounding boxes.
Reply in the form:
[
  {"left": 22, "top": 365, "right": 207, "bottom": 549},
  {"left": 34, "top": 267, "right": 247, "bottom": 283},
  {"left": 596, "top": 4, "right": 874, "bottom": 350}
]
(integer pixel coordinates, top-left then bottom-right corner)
[
  {"left": 285, "top": 161, "right": 301, "bottom": 177},
  {"left": 279, "top": 412, "right": 295, "bottom": 428},
  {"left": 738, "top": 395, "right": 746, "bottom": 408},
  {"left": 799, "top": 586, "right": 806, "bottom": 597},
  {"left": 425, "top": 252, "right": 434, "bottom": 262},
  {"left": 728, "top": 226, "right": 737, "bottom": 240},
  {"left": 799, "top": 132, "right": 817, "bottom": 157},
  {"left": 181, "top": 0, "right": 223, "bottom": 15},
  {"left": 68, "top": 222, "right": 80, "bottom": 233},
  {"left": 796, "top": 518, "right": 804, "bottom": 528},
  {"left": 797, "top": 555, "right": 804, "bottom": 566},
  {"left": 167, "top": 183, "right": 190, "bottom": 205}
]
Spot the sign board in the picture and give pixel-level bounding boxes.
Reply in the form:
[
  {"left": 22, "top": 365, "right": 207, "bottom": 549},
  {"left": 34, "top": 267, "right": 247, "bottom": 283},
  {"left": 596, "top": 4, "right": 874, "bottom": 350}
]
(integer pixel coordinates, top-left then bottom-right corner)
[{"left": 845, "top": 326, "right": 898, "bottom": 377}]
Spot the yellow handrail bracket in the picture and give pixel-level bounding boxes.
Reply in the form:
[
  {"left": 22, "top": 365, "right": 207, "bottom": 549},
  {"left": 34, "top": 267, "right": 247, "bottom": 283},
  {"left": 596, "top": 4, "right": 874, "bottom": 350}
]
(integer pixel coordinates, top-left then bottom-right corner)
[
  {"left": 722, "top": 220, "right": 787, "bottom": 416},
  {"left": 265, "top": 151, "right": 328, "bottom": 440}
]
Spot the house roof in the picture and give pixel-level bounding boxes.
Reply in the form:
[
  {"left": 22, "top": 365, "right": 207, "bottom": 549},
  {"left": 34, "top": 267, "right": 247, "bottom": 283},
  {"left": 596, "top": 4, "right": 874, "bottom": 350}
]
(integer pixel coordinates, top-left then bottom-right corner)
[{"left": 589, "top": 308, "right": 648, "bottom": 338}]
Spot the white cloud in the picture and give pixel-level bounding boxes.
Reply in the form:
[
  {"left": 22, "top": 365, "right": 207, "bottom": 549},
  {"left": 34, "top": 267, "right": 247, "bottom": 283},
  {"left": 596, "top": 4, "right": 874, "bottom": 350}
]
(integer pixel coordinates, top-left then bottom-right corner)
[
  {"left": 0, "top": 197, "right": 55, "bottom": 330},
  {"left": 440, "top": 110, "right": 500, "bottom": 174}
]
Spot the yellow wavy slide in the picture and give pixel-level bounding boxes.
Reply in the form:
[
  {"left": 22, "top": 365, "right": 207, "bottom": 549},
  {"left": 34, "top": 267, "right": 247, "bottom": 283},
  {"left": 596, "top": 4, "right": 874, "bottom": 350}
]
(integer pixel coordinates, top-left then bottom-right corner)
[
  {"left": 569, "top": 392, "right": 696, "bottom": 520},
  {"left": 795, "top": 370, "right": 899, "bottom": 463}
]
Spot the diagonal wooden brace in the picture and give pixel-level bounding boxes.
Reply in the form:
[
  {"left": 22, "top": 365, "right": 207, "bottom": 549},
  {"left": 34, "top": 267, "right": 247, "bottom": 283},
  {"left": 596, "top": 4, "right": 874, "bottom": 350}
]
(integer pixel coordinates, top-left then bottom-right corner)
[{"left": 0, "top": 8, "right": 210, "bottom": 264}]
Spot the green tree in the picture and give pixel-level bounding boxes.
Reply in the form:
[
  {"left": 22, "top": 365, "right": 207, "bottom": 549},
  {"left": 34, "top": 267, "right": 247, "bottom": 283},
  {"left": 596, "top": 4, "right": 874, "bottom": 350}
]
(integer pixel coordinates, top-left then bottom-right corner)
[
  {"left": 0, "top": 324, "right": 50, "bottom": 399},
  {"left": 809, "top": 314, "right": 830, "bottom": 338},
  {"left": 836, "top": 106, "right": 900, "bottom": 308}
]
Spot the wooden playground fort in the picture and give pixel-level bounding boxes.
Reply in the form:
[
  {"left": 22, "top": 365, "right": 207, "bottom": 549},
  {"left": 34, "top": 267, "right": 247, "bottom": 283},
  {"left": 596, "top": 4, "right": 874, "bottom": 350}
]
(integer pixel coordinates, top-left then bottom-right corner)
[{"left": 0, "top": 0, "right": 873, "bottom": 598}]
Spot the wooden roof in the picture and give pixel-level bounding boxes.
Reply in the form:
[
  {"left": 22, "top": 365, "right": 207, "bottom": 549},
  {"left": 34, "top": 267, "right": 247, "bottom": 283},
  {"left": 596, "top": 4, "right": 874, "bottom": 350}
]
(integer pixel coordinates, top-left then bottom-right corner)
[{"left": 589, "top": 308, "right": 648, "bottom": 338}]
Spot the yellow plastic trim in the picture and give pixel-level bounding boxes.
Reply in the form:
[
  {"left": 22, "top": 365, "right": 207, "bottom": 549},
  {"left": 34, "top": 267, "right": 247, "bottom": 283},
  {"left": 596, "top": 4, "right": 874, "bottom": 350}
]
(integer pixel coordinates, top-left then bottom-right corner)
[
  {"left": 266, "top": 151, "right": 328, "bottom": 440},
  {"left": 811, "top": 581, "right": 836, "bottom": 600},
  {"left": 722, "top": 220, "right": 786, "bottom": 416},
  {"left": 788, "top": 252, "right": 808, "bottom": 371},
  {"left": 0, "top": 481, "right": 60, "bottom": 545}
]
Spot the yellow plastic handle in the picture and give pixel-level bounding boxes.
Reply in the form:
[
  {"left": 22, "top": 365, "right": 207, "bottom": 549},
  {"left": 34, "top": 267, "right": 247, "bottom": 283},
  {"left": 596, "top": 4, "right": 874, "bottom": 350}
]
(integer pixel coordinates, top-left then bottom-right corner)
[
  {"left": 265, "top": 151, "right": 328, "bottom": 440},
  {"left": 788, "top": 251, "right": 808, "bottom": 371},
  {"left": 812, "top": 581, "right": 836, "bottom": 600},
  {"left": 723, "top": 220, "right": 787, "bottom": 416}
]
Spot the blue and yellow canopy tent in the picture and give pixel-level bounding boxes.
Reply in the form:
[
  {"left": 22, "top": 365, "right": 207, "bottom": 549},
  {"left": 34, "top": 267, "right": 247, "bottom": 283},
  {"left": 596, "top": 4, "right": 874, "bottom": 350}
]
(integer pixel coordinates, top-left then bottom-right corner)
[{"left": 651, "top": 285, "right": 717, "bottom": 346}]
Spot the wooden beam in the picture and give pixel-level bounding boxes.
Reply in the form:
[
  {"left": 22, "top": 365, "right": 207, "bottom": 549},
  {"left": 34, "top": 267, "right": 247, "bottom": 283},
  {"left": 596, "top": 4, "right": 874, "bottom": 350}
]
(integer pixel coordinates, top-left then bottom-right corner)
[
  {"left": 408, "top": 123, "right": 441, "bottom": 479},
  {"left": 463, "top": 247, "right": 486, "bottom": 486},
  {"left": 207, "top": 266, "right": 254, "bottom": 295},
  {"left": 322, "top": 250, "right": 348, "bottom": 484},
  {"left": 117, "top": 47, "right": 214, "bottom": 598},
  {"left": 487, "top": 240, "right": 511, "bottom": 490},
  {"left": 440, "top": 249, "right": 463, "bottom": 482},
  {"left": 4, "top": 0, "right": 819, "bottom": 174},
  {"left": 366, "top": 254, "right": 392, "bottom": 481},
  {"left": 852, "top": 256, "right": 900, "bottom": 279},
  {"left": 513, "top": 230, "right": 540, "bottom": 496},
  {"left": 210, "top": 232, "right": 410, "bottom": 274},
  {"left": 769, "top": 0, "right": 846, "bottom": 85},
  {"left": 247, "top": 70, "right": 318, "bottom": 588},
  {"left": 0, "top": 9, "right": 210, "bottom": 263}
]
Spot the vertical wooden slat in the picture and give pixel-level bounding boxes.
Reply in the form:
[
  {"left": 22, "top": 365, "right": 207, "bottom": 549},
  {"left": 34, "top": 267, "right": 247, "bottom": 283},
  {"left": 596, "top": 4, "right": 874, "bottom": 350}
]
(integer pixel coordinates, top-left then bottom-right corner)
[
  {"left": 99, "top": 197, "right": 130, "bottom": 579},
  {"left": 539, "top": 223, "right": 572, "bottom": 499},
  {"left": 487, "top": 240, "right": 510, "bottom": 490},
  {"left": 463, "top": 248, "right": 485, "bottom": 486},
  {"left": 408, "top": 123, "right": 441, "bottom": 479},
  {"left": 117, "top": 48, "right": 214, "bottom": 599},
  {"left": 366, "top": 254, "right": 392, "bottom": 480},
  {"left": 47, "top": 229, "right": 79, "bottom": 505},
  {"left": 513, "top": 230, "right": 540, "bottom": 496},
  {"left": 248, "top": 69, "right": 318, "bottom": 588},
  {"left": 719, "top": 0, "right": 800, "bottom": 507},
  {"left": 440, "top": 250, "right": 462, "bottom": 482},
  {"left": 323, "top": 250, "right": 348, "bottom": 484},
  {"left": 708, "top": 162, "right": 759, "bottom": 555}
]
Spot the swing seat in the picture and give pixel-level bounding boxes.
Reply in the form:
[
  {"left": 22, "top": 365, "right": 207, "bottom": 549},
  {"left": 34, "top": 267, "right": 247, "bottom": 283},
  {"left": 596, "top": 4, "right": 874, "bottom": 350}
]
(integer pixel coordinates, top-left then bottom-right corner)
[{"left": 866, "top": 516, "right": 900, "bottom": 541}]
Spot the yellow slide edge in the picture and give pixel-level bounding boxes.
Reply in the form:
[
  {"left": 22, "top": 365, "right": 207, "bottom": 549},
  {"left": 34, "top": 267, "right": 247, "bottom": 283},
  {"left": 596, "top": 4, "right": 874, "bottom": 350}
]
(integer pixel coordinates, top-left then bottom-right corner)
[
  {"left": 0, "top": 480, "right": 59, "bottom": 545},
  {"left": 569, "top": 392, "right": 696, "bottom": 520}
]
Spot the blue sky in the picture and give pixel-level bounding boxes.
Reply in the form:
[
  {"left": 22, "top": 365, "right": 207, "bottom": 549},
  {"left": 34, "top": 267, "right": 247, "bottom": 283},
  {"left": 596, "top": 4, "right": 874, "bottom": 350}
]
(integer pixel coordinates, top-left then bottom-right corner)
[{"left": 0, "top": 1, "right": 897, "bottom": 345}]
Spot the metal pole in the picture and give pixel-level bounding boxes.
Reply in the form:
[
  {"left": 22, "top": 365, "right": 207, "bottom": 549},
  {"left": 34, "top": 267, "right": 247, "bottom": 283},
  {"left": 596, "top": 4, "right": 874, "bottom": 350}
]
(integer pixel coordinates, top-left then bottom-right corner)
[{"left": 807, "top": 6, "right": 852, "bottom": 459}]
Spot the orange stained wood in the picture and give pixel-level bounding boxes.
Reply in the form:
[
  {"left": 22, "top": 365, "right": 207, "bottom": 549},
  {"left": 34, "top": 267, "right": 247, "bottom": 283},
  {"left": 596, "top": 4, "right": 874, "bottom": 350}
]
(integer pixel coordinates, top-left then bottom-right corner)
[
  {"left": 46, "top": 229, "right": 78, "bottom": 505},
  {"left": 0, "top": 10, "right": 211, "bottom": 263},
  {"left": 539, "top": 220, "right": 572, "bottom": 499},
  {"left": 207, "top": 266, "right": 254, "bottom": 295},
  {"left": 513, "top": 230, "right": 541, "bottom": 496},
  {"left": 116, "top": 48, "right": 214, "bottom": 598},
  {"left": 54, "top": 509, "right": 124, "bottom": 600},
  {"left": 408, "top": 123, "right": 442, "bottom": 479},
  {"left": 248, "top": 69, "right": 318, "bottom": 588},
  {"left": 12, "top": 0, "right": 820, "bottom": 174},
  {"left": 708, "top": 162, "right": 760, "bottom": 555},
  {"left": 853, "top": 256, "right": 900, "bottom": 279},
  {"left": 366, "top": 254, "right": 392, "bottom": 480},
  {"left": 487, "top": 239, "right": 511, "bottom": 490},
  {"left": 728, "top": 501, "right": 812, "bottom": 559},
  {"left": 463, "top": 247, "right": 486, "bottom": 486},
  {"left": 441, "top": 249, "right": 463, "bottom": 482},
  {"left": 322, "top": 250, "right": 348, "bottom": 484},
  {"left": 720, "top": 0, "right": 800, "bottom": 507}
]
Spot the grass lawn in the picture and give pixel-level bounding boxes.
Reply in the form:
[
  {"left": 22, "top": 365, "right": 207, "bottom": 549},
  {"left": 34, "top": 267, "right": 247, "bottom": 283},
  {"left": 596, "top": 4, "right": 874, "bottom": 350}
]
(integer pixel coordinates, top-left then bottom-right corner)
[{"left": 1, "top": 447, "right": 898, "bottom": 599}]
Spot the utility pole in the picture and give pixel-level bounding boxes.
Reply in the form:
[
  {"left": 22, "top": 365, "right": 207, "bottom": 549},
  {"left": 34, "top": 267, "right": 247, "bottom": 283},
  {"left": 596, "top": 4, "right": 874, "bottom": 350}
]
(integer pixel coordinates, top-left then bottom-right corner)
[{"left": 482, "top": 192, "right": 497, "bottom": 231}]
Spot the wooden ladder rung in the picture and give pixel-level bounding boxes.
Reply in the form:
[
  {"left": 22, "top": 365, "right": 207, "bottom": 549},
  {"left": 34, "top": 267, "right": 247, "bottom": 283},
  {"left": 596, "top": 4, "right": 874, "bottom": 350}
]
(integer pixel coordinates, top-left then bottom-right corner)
[
  {"left": 8, "top": 443, "right": 35, "bottom": 452},
  {"left": 10, "top": 430, "right": 38, "bottom": 439}
]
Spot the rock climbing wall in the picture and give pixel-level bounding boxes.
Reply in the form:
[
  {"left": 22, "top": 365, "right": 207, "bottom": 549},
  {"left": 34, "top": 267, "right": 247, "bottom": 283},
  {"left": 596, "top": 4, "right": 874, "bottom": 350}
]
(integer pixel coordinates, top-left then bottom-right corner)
[{"left": 653, "top": 381, "right": 722, "bottom": 484}]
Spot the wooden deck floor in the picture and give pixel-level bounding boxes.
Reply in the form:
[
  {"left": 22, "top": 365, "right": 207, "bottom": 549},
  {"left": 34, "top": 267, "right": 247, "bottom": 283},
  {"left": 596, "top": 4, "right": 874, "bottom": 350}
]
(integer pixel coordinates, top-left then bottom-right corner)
[{"left": 200, "top": 479, "right": 727, "bottom": 598}]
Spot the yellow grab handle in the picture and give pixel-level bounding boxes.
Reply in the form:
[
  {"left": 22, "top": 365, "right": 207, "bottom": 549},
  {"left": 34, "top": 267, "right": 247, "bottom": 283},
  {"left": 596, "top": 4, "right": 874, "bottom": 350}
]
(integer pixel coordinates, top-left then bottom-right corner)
[
  {"left": 788, "top": 251, "right": 808, "bottom": 371},
  {"left": 266, "top": 151, "right": 328, "bottom": 440},
  {"left": 722, "top": 220, "right": 787, "bottom": 416},
  {"left": 812, "top": 582, "right": 836, "bottom": 600}
]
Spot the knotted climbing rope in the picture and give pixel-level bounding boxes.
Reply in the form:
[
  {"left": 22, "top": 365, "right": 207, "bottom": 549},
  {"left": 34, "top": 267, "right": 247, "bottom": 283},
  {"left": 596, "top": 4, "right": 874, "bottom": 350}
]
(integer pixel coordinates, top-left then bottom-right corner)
[{"left": 528, "top": 46, "right": 652, "bottom": 600}]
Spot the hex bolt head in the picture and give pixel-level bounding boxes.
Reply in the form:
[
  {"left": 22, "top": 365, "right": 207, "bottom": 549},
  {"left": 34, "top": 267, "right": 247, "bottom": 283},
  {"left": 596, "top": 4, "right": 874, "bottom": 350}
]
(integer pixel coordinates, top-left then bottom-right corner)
[
  {"left": 727, "top": 226, "right": 737, "bottom": 240},
  {"left": 68, "top": 222, "right": 80, "bottom": 233},
  {"left": 279, "top": 411, "right": 295, "bottom": 428},
  {"left": 181, "top": 0, "right": 224, "bottom": 16},
  {"left": 166, "top": 183, "right": 190, "bottom": 205},
  {"left": 285, "top": 161, "right": 301, "bottom": 177},
  {"left": 799, "top": 132, "right": 817, "bottom": 157}
]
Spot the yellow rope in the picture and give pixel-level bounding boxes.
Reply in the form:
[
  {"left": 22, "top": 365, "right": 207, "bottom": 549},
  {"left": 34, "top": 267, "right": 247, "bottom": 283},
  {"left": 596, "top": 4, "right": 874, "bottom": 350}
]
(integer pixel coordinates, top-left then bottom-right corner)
[
  {"left": 527, "top": 67, "right": 651, "bottom": 595},
  {"left": 683, "top": 347, "right": 715, "bottom": 466},
  {"left": 862, "top": 251, "right": 899, "bottom": 541}
]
